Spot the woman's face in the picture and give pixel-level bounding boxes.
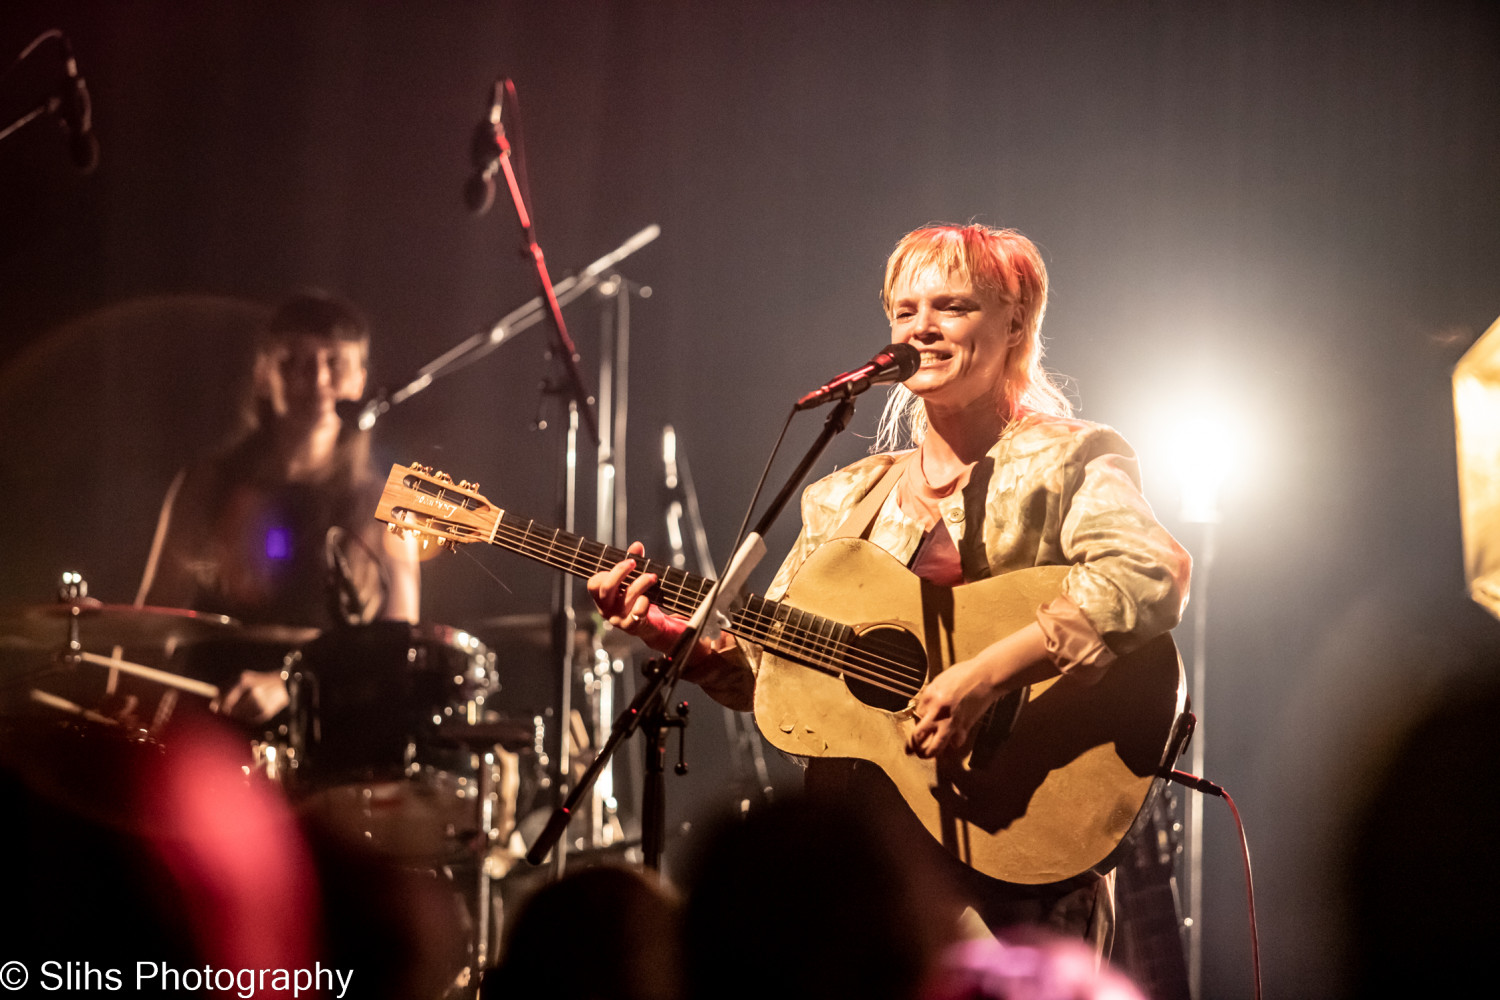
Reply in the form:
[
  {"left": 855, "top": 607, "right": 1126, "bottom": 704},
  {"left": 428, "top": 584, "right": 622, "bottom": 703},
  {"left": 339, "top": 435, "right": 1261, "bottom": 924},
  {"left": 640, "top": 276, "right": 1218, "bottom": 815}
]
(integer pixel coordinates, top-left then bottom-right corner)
[
  {"left": 887, "top": 265, "right": 1017, "bottom": 416},
  {"left": 265, "top": 334, "right": 367, "bottom": 425}
]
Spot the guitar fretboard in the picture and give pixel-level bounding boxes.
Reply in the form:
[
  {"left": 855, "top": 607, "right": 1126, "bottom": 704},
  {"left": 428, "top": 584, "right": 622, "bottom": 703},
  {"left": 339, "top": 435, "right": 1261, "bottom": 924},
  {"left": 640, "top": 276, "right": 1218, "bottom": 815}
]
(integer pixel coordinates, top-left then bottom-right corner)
[
  {"left": 390, "top": 470, "right": 926, "bottom": 698},
  {"left": 405, "top": 476, "right": 859, "bottom": 661}
]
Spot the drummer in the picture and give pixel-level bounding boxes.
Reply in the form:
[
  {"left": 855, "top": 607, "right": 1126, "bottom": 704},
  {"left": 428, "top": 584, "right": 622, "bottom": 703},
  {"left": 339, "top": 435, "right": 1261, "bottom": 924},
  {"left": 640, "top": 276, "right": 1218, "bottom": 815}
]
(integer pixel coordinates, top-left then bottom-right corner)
[{"left": 136, "top": 291, "right": 420, "bottom": 720}]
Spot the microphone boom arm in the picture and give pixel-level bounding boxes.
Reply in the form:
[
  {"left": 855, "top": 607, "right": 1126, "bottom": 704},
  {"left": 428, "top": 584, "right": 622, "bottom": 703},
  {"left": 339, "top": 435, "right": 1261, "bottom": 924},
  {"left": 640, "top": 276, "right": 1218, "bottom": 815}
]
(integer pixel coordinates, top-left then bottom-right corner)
[{"left": 356, "top": 224, "right": 660, "bottom": 430}]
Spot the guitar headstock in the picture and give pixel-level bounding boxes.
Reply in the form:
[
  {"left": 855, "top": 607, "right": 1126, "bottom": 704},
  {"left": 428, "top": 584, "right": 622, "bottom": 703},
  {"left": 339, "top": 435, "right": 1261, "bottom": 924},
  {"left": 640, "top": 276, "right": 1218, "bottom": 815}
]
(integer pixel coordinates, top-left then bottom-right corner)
[{"left": 375, "top": 463, "right": 500, "bottom": 552}]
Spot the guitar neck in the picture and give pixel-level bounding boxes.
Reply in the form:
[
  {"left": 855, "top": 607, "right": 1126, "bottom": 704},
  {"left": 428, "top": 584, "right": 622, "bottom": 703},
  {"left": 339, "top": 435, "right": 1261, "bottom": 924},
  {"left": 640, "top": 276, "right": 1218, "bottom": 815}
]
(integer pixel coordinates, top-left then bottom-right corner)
[
  {"left": 446, "top": 484, "right": 837, "bottom": 654},
  {"left": 484, "top": 505, "right": 714, "bottom": 619},
  {"left": 381, "top": 465, "right": 861, "bottom": 671}
]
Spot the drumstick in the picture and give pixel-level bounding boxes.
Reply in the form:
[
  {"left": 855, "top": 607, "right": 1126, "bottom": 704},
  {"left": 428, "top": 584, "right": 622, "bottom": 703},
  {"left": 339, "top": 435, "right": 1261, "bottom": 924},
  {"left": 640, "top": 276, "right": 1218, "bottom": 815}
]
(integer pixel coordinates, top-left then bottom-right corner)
[
  {"left": 74, "top": 651, "right": 220, "bottom": 700},
  {"left": 29, "top": 688, "right": 121, "bottom": 726}
]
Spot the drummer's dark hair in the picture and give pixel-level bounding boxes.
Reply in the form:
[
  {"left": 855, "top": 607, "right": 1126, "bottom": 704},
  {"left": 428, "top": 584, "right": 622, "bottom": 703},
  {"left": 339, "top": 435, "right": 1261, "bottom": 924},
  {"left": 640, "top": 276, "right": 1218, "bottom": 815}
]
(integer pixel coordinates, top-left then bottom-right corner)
[{"left": 262, "top": 290, "right": 371, "bottom": 362}]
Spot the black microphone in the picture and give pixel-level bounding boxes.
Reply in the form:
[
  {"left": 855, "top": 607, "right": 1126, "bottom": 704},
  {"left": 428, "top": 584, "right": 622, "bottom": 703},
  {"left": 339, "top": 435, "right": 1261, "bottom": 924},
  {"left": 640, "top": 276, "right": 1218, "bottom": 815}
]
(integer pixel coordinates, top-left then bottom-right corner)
[
  {"left": 464, "top": 81, "right": 504, "bottom": 215},
  {"left": 324, "top": 527, "right": 369, "bottom": 626},
  {"left": 335, "top": 389, "right": 388, "bottom": 432},
  {"left": 55, "top": 37, "right": 98, "bottom": 174},
  {"left": 794, "top": 343, "right": 921, "bottom": 411}
]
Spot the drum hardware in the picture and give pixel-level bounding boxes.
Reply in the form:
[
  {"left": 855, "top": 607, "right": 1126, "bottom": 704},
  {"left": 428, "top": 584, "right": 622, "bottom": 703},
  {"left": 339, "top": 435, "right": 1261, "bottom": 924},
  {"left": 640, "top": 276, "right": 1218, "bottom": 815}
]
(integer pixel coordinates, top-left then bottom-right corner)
[
  {"left": 465, "top": 613, "right": 633, "bottom": 854},
  {"left": 234, "top": 624, "right": 323, "bottom": 646},
  {"left": 433, "top": 718, "right": 537, "bottom": 753},
  {"left": 581, "top": 647, "right": 626, "bottom": 849},
  {"left": 465, "top": 612, "right": 637, "bottom": 661},
  {"left": 248, "top": 737, "right": 287, "bottom": 783}
]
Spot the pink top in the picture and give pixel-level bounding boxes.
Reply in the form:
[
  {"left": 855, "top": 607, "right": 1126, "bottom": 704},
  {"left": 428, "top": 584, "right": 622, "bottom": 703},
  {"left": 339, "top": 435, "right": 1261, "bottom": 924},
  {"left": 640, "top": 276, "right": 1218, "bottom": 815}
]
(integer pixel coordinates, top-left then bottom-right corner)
[{"left": 893, "top": 442, "right": 1112, "bottom": 673}]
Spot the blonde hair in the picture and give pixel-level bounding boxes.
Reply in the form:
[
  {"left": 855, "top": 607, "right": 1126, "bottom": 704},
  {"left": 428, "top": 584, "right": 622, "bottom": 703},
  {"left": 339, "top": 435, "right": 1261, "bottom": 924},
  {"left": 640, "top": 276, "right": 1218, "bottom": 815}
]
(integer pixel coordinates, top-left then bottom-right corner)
[{"left": 873, "top": 224, "right": 1071, "bottom": 452}]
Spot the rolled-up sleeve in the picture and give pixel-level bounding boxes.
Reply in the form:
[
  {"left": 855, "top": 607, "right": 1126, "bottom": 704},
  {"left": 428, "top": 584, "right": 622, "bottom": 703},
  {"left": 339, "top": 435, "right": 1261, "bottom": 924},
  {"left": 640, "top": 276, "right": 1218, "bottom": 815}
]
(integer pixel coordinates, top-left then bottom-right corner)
[{"left": 1052, "top": 429, "right": 1191, "bottom": 673}]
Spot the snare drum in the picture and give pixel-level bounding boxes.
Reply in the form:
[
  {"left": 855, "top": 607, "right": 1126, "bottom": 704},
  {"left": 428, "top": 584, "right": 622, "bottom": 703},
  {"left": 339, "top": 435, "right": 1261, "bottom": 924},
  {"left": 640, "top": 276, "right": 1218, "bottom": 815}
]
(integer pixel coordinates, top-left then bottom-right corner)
[
  {"left": 282, "top": 622, "right": 504, "bottom": 862},
  {"left": 286, "top": 621, "right": 497, "bottom": 788}
]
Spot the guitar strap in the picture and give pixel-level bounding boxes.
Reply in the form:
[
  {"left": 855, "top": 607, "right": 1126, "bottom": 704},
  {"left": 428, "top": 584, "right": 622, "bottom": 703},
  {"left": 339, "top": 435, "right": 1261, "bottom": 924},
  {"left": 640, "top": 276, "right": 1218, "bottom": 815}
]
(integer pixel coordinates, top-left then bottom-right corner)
[{"left": 830, "top": 451, "right": 914, "bottom": 542}]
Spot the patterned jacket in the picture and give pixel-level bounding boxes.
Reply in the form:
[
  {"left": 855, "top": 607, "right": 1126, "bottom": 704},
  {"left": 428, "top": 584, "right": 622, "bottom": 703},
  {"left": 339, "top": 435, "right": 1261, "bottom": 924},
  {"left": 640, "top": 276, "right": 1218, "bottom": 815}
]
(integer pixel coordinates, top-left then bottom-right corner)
[{"left": 757, "top": 411, "right": 1191, "bottom": 683}]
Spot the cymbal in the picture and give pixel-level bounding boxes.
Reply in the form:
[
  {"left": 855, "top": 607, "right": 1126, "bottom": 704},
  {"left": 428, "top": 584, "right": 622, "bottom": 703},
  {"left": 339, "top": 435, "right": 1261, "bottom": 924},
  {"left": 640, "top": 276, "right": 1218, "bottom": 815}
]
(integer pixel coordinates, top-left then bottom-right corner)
[
  {"left": 0, "top": 602, "right": 239, "bottom": 649},
  {"left": 466, "top": 612, "right": 639, "bottom": 658}
]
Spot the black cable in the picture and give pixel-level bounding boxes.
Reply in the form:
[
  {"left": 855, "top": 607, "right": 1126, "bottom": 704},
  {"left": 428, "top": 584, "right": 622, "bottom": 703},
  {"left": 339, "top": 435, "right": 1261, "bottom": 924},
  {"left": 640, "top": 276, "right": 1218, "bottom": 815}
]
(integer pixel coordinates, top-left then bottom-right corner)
[{"left": 1168, "top": 769, "right": 1262, "bottom": 1000}]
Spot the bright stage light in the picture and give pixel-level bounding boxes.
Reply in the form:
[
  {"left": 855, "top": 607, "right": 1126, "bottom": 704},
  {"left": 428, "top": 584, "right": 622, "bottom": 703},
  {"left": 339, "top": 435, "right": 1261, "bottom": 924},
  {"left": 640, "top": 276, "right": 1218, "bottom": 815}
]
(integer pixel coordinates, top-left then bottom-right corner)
[
  {"left": 1136, "top": 397, "right": 1250, "bottom": 526},
  {"left": 1172, "top": 414, "right": 1238, "bottom": 525}
]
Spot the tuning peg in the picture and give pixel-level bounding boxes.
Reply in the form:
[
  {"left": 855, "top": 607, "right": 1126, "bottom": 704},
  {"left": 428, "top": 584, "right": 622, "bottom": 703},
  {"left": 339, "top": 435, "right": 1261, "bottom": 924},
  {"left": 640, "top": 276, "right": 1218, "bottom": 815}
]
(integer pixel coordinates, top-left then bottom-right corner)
[{"left": 435, "top": 471, "right": 454, "bottom": 484}]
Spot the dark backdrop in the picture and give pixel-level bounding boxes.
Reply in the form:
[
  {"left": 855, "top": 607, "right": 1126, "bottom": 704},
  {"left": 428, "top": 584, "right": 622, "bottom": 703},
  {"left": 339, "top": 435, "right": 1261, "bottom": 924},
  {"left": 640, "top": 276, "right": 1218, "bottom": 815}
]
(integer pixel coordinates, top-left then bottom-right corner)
[{"left": 3, "top": 3, "right": 1499, "bottom": 996}]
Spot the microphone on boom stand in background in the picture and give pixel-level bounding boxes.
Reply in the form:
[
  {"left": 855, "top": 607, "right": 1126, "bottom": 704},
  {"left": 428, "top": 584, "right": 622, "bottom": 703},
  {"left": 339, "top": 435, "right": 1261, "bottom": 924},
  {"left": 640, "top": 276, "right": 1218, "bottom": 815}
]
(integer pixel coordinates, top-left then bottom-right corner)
[
  {"left": 464, "top": 81, "right": 503, "bottom": 216},
  {"left": 0, "top": 29, "right": 98, "bottom": 173},
  {"left": 54, "top": 35, "right": 98, "bottom": 174}
]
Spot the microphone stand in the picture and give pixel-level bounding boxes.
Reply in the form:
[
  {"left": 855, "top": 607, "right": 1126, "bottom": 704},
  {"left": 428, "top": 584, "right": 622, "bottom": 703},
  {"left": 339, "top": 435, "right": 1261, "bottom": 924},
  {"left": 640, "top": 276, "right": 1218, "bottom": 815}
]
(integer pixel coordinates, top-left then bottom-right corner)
[
  {"left": 524, "top": 396, "right": 859, "bottom": 870},
  {"left": 525, "top": 531, "right": 765, "bottom": 871},
  {"left": 478, "top": 79, "right": 604, "bottom": 882},
  {"left": 663, "top": 427, "right": 775, "bottom": 811},
  {"left": 0, "top": 101, "right": 53, "bottom": 145},
  {"left": 482, "top": 81, "right": 599, "bottom": 446}
]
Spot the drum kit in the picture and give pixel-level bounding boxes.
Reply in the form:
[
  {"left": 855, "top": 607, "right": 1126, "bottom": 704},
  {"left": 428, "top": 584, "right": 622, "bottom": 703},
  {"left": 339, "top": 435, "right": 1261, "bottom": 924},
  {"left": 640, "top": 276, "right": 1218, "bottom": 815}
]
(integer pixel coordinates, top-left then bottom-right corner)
[{"left": 0, "top": 573, "right": 575, "bottom": 987}]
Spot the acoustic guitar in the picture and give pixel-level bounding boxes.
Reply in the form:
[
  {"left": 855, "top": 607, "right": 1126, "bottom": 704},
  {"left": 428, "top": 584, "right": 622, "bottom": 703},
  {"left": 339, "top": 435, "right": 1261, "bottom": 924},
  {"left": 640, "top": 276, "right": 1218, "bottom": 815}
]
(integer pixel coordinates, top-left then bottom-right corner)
[{"left": 375, "top": 463, "right": 1187, "bottom": 884}]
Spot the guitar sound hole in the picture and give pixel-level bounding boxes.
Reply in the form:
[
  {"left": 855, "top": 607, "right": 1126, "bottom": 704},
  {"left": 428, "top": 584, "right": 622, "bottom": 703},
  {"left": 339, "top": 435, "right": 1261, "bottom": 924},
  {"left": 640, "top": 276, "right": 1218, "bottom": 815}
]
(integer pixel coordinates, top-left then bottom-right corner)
[{"left": 843, "top": 624, "right": 926, "bottom": 713}]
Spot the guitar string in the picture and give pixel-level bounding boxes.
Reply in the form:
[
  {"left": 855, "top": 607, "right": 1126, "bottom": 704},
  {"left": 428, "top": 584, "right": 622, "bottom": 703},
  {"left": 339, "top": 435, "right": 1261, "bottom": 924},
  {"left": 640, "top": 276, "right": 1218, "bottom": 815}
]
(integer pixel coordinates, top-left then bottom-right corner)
[
  {"left": 462, "top": 512, "right": 906, "bottom": 692},
  {"left": 520, "top": 528, "right": 928, "bottom": 695},
  {"left": 404, "top": 503, "right": 928, "bottom": 696},
  {"left": 460, "top": 510, "right": 866, "bottom": 667},
  {"left": 389, "top": 481, "right": 929, "bottom": 694},
  {"left": 489, "top": 520, "right": 928, "bottom": 696}
]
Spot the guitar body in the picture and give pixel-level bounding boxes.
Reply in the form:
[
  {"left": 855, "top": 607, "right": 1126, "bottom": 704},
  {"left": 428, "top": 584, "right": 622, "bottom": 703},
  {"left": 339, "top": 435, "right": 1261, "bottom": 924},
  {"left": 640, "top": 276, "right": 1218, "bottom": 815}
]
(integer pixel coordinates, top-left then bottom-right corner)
[{"left": 753, "top": 538, "right": 1185, "bottom": 885}]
